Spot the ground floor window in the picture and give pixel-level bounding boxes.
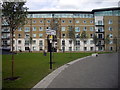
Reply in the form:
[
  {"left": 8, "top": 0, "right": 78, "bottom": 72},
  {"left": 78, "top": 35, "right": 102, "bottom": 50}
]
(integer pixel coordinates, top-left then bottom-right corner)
[
  {"left": 33, "top": 46, "right": 36, "bottom": 51},
  {"left": 98, "top": 46, "right": 103, "bottom": 51},
  {"left": 25, "top": 47, "right": 29, "bottom": 51},
  {"left": 39, "top": 47, "right": 43, "bottom": 51},
  {"left": 90, "top": 47, "right": 93, "bottom": 51},
  {"left": 109, "top": 46, "right": 113, "bottom": 51},
  {"left": 84, "top": 47, "right": 87, "bottom": 51}
]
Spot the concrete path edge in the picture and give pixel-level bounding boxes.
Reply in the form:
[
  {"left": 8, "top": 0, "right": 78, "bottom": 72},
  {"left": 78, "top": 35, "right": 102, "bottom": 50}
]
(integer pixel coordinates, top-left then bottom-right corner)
[{"left": 32, "top": 55, "right": 92, "bottom": 89}]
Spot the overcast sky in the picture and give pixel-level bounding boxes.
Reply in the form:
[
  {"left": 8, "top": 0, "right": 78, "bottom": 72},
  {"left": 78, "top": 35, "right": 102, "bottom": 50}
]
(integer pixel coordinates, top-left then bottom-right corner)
[{"left": 25, "top": 0, "right": 120, "bottom": 11}]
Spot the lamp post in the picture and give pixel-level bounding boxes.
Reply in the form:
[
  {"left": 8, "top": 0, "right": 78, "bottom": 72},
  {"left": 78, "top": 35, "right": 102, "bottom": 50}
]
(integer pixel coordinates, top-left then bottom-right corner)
[{"left": 49, "top": 35, "right": 53, "bottom": 69}]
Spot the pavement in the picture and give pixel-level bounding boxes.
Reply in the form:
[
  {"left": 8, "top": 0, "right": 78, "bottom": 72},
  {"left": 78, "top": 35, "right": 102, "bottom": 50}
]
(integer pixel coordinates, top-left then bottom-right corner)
[{"left": 32, "top": 53, "right": 119, "bottom": 88}]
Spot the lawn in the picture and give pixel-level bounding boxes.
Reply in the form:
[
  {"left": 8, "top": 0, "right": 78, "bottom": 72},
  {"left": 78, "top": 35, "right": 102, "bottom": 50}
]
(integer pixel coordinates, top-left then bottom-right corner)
[{"left": 2, "top": 52, "right": 92, "bottom": 88}]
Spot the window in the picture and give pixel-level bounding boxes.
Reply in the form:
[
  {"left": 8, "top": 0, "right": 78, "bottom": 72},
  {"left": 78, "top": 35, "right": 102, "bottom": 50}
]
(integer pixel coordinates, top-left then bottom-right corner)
[
  {"left": 108, "top": 27, "right": 113, "bottom": 31},
  {"left": 33, "top": 46, "right": 36, "bottom": 51},
  {"left": 62, "top": 20, "right": 65, "bottom": 23},
  {"left": 18, "top": 27, "right": 22, "bottom": 31},
  {"left": 90, "top": 34, "right": 93, "bottom": 38},
  {"left": 47, "top": 27, "right": 51, "bottom": 29},
  {"left": 18, "top": 46, "right": 21, "bottom": 50},
  {"left": 84, "top": 40, "right": 87, "bottom": 44},
  {"left": 62, "top": 40, "right": 65, "bottom": 45},
  {"left": 109, "top": 34, "right": 113, "bottom": 38},
  {"left": 90, "top": 47, "right": 93, "bottom": 51},
  {"left": 69, "top": 40, "right": 72, "bottom": 44},
  {"left": 47, "top": 20, "right": 50, "bottom": 23},
  {"left": 39, "top": 40, "right": 43, "bottom": 46},
  {"left": 109, "top": 40, "right": 113, "bottom": 44},
  {"left": 39, "top": 34, "right": 43, "bottom": 38},
  {"left": 90, "top": 20, "right": 93, "bottom": 23},
  {"left": 39, "top": 47, "right": 43, "bottom": 51},
  {"left": 84, "top": 47, "right": 87, "bottom": 51},
  {"left": 18, "top": 40, "right": 21, "bottom": 44},
  {"left": 25, "top": 34, "right": 30, "bottom": 38},
  {"left": 90, "top": 40, "right": 93, "bottom": 44},
  {"left": 98, "top": 20, "right": 102, "bottom": 25},
  {"left": 90, "top": 27, "right": 94, "bottom": 31},
  {"left": 33, "top": 34, "right": 36, "bottom": 38},
  {"left": 33, "top": 27, "right": 36, "bottom": 31},
  {"left": 109, "top": 47, "right": 113, "bottom": 51},
  {"left": 75, "top": 27, "right": 80, "bottom": 32},
  {"left": 62, "top": 34, "right": 65, "bottom": 37},
  {"left": 76, "top": 20, "right": 79, "bottom": 23},
  {"left": 83, "top": 20, "right": 86, "bottom": 23},
  {"left": 75, "top": 33, "right": 80, "bottom": 38},
  {"left": 98, "top": 47, "right": 103, "bottom": 51},
  {"left": 61, "top": 27, "right": 65, "bottom": 31},
  {"left": 25, "top": 27, "right": 30, "bottom": 32},
  {"left": 108, "top": 20, "right": 112, "bottom": 24},
  {"left": 18, "top": 34, "right": 21, "bottom": 38},
  {"left": 25, "top": 40, "right": 29, "bottom": 45},
  {"left": 69, "top": 20, "right": 72, "bottom": 23},
  {"left": 98, "top": 34, "right": 103, "bottom": 39},
  {"left": 32, "top": 40, "right": 36, "bottom": 44},
  {"left": 98, "top": 27, "right": 103, "bottom": 32},
  {"left": 83, "top": 27, "right": 87, "bottom": 31},
  {"left": 76, "top": 40, "right": 80, "bottom": 45},
  {"left": 40, "top": 20, "right": 43, "bottom": 23},
  {"left": 39, "top": 27, "right": 43, "bottom": 31},
  {"left": 33, "top": 20, "right": 36, "bottom": 23}
]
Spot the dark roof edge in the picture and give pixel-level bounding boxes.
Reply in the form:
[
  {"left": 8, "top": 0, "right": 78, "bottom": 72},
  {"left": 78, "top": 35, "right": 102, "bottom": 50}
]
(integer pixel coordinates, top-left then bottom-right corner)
[{"left": 92, "top": 7, "right": 120, "bottom": 12}]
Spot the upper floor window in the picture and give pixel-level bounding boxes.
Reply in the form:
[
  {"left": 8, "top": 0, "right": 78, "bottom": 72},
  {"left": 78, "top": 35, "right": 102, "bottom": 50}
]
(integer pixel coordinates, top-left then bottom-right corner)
[
  {"left": 83, "top": 20, "right": 86, "bottom": 23},
  {"left": 18, "top": 34, "right": 21, "bottom": 38},
  {"left": 62, "top": 34, "right": 65, "bottom": 37},
  {"left": 33, "top": 34, "right": 36, "bottom": 38},
  {"left": 32, "top": 20, "right": 36, "bottom": 23},
  {"left": 76, "top": 40, "right": 80, "bottom": 45},
  {"left": 98, "top": 20, "right": 102, "bottom": 25},
  {"left": 25, "top": 27, "right": 30, "bottom": 32},
  {"left": 62, "top": 40, "right": 65, "bottom": 45},
  {"left": 61, "top": 27, "right": 65, "bottom": 31},
  {"left": 109, "top": 34, "right": 113, "bottom": 38},
  {"left": 108, "top": 27, "right": 113, "bottom": 31},
  {"left": 75, "top": 20, "right": 79, "bottom": 23},
  {"left": 108, "top": 20, "right": 113, "bottom": 24},
  {"left": 69, "top": 20, "right": 72, "bottom": 23},
  {"left": 83, "top": 27, "right": 87, "bottom": 31},
  {"left": 90, "top": 20, "right": 93, "bottom": 23},
  {"left": 39, "top": 34, "right": 43, "bottom": 38},
  {"left": 39, "top": 40, "right": 43, "bottom": 46},
  {"left": 75, "top": 27, "right": 80, "bottom": 32},
  {"left": 47, "top": 20, "right": 50, "bottom": 23},
  {"left": 33, "top": 27, "right": 36, "bottom": 31},
  {"left": 62, "top": 20, "right": 65, "bottom": 23},
  {"left": 18, "top": 40, "right": 22, "bottom": 44},
  {"left": 39, "top": 27, "right": 43, "bottom": 31},
  {"left": 40, "top": 20, "right": 43, "bottom": 23},
  {"left": 18, "top": 27, "right": 22, "bottom": 31},
  {"left": 90, "top": 27, "right": 94, "bottom": 31},
  {"left": 32, "top": 40, "right": 36, "bottom": 44}
]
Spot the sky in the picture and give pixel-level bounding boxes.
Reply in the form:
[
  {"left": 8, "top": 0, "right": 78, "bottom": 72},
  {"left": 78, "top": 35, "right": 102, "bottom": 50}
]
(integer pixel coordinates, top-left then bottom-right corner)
[{"left": 25, "top": 0, "right": 120, "bottom": 11}]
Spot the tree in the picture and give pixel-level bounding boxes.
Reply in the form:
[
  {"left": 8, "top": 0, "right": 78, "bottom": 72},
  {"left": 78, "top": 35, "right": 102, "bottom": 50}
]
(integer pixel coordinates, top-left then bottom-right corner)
[
  {"left": 80, "top": 31, "right": 88, "bottom": 52},
  {"left": 93, "top": 34, "right": 98, "bottom": 52},
  {"left": 105, "top": 35, "right": 110, "bottom": 52},
  {"left": 2, "top": 2, "right": 28, "bottom": 80},
  {"left": 68, "top": 26, "right": 75, "bottom": 52}
]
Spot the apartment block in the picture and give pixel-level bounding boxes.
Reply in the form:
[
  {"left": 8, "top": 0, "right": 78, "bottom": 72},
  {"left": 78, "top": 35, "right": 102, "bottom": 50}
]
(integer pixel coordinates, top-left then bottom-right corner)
[{"left": 1, "top": 7, "right": 120, "bottom": 52}]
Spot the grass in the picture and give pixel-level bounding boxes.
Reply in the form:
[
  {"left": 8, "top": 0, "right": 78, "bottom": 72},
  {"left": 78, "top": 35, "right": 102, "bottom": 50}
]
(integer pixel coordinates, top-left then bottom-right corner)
[{"left": 2, "top": 52, "right": 97, "bottom": 88}]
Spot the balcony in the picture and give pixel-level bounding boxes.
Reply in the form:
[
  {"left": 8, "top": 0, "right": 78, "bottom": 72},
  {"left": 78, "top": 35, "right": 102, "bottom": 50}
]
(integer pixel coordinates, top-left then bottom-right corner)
[
  {"left": 2, "top": 29, "right": 10, "bottom": 33},
  {"left": 1, "top": 36, "right": 10, "bottom": 39},
  {"left": 95, "top": 22, "right": 104, "bottom": 27}
]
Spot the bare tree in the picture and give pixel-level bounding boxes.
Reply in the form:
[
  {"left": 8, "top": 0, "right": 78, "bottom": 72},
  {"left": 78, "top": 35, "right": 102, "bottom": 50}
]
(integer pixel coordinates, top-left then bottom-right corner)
[{"left": 2, "top": 2, "right": 28, "bottom": 80}]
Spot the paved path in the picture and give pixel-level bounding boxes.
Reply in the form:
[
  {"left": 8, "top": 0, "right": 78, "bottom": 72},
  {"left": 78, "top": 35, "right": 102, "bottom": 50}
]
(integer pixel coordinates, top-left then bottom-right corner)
[{"left": 47, "top": 53, "right": 118, "bottom": 88}]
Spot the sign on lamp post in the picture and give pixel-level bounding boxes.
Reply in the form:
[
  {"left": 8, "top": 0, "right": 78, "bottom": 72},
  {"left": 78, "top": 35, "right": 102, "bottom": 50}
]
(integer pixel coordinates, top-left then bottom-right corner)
[{"left": 46, "top": 29, "right": 56, "bottom": 69}]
